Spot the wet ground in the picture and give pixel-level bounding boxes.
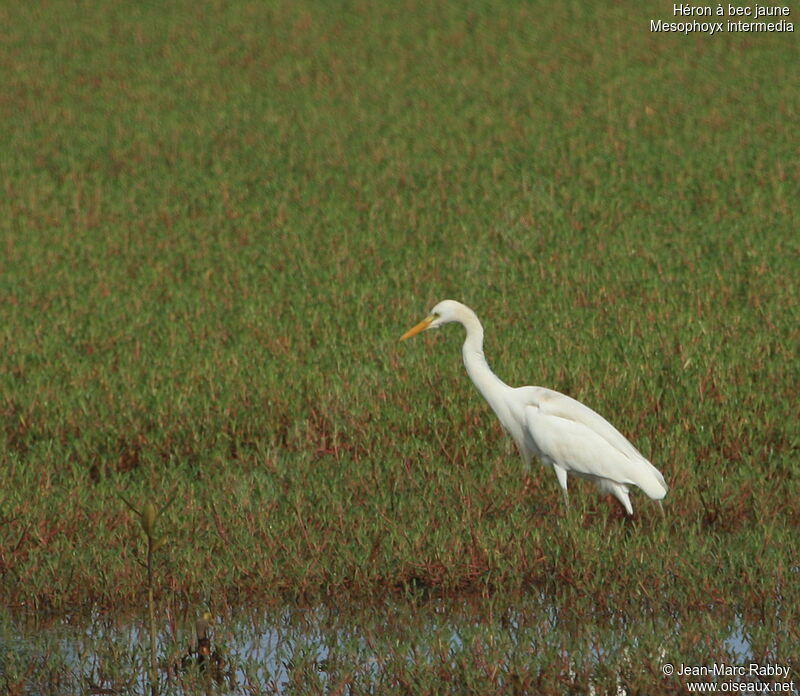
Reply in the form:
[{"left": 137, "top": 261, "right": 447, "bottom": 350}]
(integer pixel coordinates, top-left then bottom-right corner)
[{"left": 3, "top": 594, "right": 796, "bottom": 695}]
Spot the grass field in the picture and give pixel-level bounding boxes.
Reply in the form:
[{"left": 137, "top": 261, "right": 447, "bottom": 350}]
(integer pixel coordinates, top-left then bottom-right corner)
[{"left": 1, "top": 0, "right": 798, "bottom": 693}]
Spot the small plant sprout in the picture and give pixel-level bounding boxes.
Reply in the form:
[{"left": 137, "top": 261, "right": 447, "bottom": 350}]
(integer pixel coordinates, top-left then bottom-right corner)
[{"left": 120, "top": 490, "right": 177, "bottom": 696}]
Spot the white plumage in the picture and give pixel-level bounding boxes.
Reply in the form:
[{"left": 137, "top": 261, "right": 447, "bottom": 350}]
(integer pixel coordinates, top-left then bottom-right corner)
[{"left": 401, "top": 300, "right": 667, "bottom": 516}]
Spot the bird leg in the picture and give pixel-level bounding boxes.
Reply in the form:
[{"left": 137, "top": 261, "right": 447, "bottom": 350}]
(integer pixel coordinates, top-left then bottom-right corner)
[{"left": 553, "top": 466, "right": 570, "bottom": 516}]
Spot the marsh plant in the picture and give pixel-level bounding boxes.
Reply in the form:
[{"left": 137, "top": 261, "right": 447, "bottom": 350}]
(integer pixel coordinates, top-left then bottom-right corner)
[{"left": 121, "top": 492, "right": 175, "bottom": 696}]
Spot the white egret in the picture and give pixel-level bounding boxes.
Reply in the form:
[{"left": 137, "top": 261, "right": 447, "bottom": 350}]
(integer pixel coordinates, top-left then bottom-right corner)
[{"left": 400, "top": 300, "right": 667, "bottom": 516}]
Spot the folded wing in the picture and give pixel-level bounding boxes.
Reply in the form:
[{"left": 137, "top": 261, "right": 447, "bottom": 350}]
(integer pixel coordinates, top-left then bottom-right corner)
[{"left": 519, "top": 386, "right": 667, "bottom": 500}]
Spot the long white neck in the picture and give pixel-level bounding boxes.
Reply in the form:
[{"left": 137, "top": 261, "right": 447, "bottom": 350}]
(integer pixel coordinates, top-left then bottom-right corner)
[{"left": 457, "top": 306, "right": 512, "bottom": 409}]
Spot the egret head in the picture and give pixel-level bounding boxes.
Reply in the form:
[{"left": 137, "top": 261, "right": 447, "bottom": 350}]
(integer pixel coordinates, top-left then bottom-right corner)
[{"left": 400, "top": 300, "right": 466, "bottom": 340}]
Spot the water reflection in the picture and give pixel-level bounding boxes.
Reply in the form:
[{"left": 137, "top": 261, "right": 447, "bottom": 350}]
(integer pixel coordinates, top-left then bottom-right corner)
[{"left": 2, "top": 595, "right": 796, "bottom": 695}]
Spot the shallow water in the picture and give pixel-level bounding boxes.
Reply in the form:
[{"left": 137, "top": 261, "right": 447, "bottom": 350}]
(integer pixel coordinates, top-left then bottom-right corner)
[{"left": 2, "top": 595, "right": 797, "bottom": 695}]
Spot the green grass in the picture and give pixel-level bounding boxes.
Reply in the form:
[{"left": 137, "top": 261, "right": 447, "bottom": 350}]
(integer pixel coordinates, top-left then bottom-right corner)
[{"left": 1, "top": 0, "right": 799, "bottom": 691}]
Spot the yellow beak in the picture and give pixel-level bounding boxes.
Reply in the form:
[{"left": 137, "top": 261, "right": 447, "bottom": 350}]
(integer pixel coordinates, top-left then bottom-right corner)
[{"left": 400, "top": 315, "right": 434, "bottom": 341}]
